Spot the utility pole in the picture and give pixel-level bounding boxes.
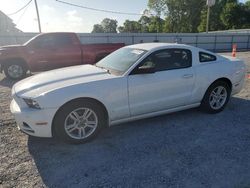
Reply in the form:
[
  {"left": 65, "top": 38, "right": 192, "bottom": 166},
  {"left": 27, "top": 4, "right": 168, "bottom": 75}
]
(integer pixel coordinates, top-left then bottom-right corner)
[
  {"left": 206, "top": 0, "right": 215, "bottom": 33},
  {"left": 206, "top": 6, "right": 210, "bottom": 33},
  {"left": 34, "top": 0, "right": 41, "bottom": 33}
]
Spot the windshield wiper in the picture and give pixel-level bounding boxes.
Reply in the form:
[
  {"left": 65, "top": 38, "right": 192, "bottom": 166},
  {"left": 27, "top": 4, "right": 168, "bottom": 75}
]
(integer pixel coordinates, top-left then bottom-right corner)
[{"left": 95, "top": 65, "right": 111, "bottom": 74}]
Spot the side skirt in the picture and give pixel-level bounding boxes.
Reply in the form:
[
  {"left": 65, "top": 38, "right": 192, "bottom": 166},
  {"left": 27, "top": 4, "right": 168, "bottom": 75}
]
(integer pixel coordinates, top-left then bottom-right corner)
[{"left": 109, "top": 103, "right": 201, "bottom": 126}]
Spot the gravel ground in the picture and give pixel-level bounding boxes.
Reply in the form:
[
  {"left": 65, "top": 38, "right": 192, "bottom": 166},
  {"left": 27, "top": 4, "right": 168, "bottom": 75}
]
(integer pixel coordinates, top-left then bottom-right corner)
[{"left": 0, "top": 52, "right": 250, "bottom": 188}]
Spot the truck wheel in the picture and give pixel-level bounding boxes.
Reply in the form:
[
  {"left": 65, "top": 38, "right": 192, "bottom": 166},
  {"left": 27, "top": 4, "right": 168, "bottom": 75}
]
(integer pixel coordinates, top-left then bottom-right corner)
[
  {"left": 4, "top": 62, "right": 27, "bottom": 80},
  {"left": 201, "top": 81, "right": 231, "bottom": 114},
  {"left": 54, "top": 99, "right": 107, "bottom": 144}
]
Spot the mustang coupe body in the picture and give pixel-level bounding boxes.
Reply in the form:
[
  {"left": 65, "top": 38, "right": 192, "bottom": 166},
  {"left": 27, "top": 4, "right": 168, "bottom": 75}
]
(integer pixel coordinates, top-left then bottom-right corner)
[{"left": 10, "top": 43, "right": 246, "bottom": 143}]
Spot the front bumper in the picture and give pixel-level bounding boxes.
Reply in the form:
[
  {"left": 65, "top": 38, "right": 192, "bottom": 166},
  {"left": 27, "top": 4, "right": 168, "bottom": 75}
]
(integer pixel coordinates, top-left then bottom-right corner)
[{"left": 10, "top": 99, "right": 58, "bottom": 137}]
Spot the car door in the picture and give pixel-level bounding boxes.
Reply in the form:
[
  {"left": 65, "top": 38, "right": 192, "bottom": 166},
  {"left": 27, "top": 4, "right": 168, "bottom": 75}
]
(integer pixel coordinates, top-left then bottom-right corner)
[
  {"left": 128, "top": 48, "right": 195, "bottom": 116},
  {"left": 27, "top": 34, "right": 56, "bottom": 71},
  {"left": 50, "top": 34, "right": 82, "bottom": 69},
  {"left": 27, "top": 34, "right": 82, "bottom": 71}
]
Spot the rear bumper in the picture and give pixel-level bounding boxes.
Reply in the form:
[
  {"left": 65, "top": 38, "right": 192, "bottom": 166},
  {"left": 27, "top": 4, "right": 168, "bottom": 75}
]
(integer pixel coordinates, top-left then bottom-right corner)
[
  {"left": 10, "top": 99, "right": 57, "bottom": 138},
  {"left": 231, "top": 76, "right": 245, "bottom": 95}
]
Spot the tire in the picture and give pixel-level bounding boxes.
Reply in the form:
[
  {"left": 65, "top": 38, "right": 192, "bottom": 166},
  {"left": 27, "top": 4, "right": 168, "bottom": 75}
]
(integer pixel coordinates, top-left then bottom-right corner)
[
  {"left": 201, "top": 81, "right": 231, "bottom": 114},
  {"left": 54, "top": 99, "right": 107, "bottom": 144},
  {"left": 3, "top": 61, "right": 27, "bottom": 80}
]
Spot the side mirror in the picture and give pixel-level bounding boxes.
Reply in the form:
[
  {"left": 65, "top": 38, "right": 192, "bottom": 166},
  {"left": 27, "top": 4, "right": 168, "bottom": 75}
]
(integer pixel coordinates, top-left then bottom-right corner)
[{"left": 137, "top": 65, "right": 155, "bottom": 74}]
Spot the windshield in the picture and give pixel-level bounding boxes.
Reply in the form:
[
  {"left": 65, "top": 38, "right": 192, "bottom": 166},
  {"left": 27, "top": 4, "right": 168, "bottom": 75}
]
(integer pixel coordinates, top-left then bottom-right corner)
[
  {"left": 23, "top": 35, "right": 40, "bottom": 46},
  {"left": 96, "top": 47, "right": 147, "bottom": 75}
]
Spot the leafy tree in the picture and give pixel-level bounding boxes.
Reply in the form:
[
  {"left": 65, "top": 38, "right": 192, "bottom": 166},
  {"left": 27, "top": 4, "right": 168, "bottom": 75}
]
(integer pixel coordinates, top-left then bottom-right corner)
[
  {"left": 138, "top": 15, "right": 151, "bottom": 32},
  {"left": 198, "top": 0, "right": 227, "bottom": 32},
  {"left": 91, "top": 24, "right": 104, "bottom": 33},
  {"left": 148, "top": 16, "right": 165, "bottom": 32},
  {"left": 198, "top": 0, "right": 250, "bottom": 32},
  {"left": 118, "top": 20, "right": 141, "bottom": 33},
  {"left": 243, "top": 1, "right": 250, "bottom": 28},
  {"left": 148, "top": 0, "right": 167, "bottom": 16},
  {"left": 91, "top": 18, "right": 118, "bottom": 33},
  {"left": 148, "top": 0, "right": 205, "bottom": 32},
  {"left": 92, "top": 0, "right": 250, "bottom": 34},
  {"left": 246, "top": 0, "right": 250, "bottom": 8},
  {"left": 118, "top": 16, "right": 165, "bottom": 33},
  {"left": 221, "top": 2, "right": 242, "bottom": 29},
  {"left": 101, "top": 18, "right": 118, "bottom": 33},
  {"left": 221, "top": 2, "right": 250, "bottom": 29}
]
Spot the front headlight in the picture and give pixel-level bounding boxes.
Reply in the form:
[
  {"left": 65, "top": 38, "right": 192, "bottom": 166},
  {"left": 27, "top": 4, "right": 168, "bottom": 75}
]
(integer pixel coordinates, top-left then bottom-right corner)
[{"left": 23, "top": 98, "right": 41, "bottom": 109}]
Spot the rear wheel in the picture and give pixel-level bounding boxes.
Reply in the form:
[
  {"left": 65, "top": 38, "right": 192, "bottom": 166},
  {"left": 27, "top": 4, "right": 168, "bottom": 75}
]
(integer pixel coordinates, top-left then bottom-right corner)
[
  {"left": 201, "top": 81, "right": 231, "bottom": 113},
  {"left": 54, "top": 99, "right": 106, "bottom": 144},
  {"left": 4, "top": 62, "right": 27, "bottom": 80}
]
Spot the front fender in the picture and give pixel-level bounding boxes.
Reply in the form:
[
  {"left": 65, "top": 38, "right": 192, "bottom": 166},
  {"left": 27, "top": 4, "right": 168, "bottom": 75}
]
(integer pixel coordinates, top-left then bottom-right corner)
[{"left": 36, "top": 78, "right": 130, "bottom": 122}]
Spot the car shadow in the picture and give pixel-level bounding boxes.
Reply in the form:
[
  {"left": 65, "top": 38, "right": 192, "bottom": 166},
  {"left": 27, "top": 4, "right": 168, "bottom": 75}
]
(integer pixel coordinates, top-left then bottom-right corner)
[
  {"left": 0, "top": 76, "right": 17, "bottom": 88},
  {"left": 0, "top": 72, "right": 33, "bottom": 88},
  {"left": 28, "top": 97, "right": 250, "bottom": 187}
]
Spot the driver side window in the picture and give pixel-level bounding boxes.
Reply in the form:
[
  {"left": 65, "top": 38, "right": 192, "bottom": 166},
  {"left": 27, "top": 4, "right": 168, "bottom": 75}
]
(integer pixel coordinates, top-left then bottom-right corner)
[
  {"left": 140, "top": 56, "right": 156, "bottom": 69},
  {"left": 33, "top": 35, "right": 55, "bottom": 48},
  {"left": 132, "top": 48, "right": 192, "bottom": 74},
  {"left": 153, "top": 49, "right": 192, "bottom": 71}
]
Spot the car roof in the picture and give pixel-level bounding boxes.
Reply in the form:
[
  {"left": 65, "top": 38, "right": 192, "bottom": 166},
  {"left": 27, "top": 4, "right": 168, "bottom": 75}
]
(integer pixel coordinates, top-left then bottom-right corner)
[{"left": 126, "top": 43, "right": 192, "bottom": 51}]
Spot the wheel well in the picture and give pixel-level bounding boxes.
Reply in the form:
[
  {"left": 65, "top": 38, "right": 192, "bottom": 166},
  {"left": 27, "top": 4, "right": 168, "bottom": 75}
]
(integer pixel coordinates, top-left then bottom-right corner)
[
  {"left": 202, "top": 77, "right": 232, "bottom": 102},
  {"left": 51, "top": 97, "right": 109, "bottom": 137},
  {"left": 2, "top": 58, "right": 29, "bottom": 70},
  {"left": 210, "top": 77, "right": 232, "bottom": 91}
]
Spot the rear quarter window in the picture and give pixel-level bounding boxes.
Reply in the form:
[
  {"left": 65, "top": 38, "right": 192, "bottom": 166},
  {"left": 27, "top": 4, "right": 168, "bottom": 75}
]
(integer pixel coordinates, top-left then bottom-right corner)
[{"left": 199, "top": 52, "right": 217, "bottom": 63}]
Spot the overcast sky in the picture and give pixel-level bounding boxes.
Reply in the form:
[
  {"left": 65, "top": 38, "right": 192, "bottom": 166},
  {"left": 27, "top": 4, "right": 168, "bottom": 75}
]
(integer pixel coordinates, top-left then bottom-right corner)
[{"left": 0, "top": 0, "right": 247, "bottom": 33}]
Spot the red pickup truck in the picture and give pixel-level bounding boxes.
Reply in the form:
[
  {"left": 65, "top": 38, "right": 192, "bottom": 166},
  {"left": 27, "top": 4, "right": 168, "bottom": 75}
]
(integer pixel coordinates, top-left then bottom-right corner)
[{"left": 0, "top": 32, "right": 124, "bottom": 79}]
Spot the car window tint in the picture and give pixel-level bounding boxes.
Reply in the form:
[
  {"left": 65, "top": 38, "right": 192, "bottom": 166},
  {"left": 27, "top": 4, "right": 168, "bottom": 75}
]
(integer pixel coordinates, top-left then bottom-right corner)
[
  {"left": 53, "top": 35, "right": 72, "bottom": 46},
  {"left": 35, "top": 34, "right": 55, "bottom": 47},
  {"left": 152, "top": 49, "right": 192, "bottom": 71},
  {"left": 199, "top": 52, "right": 217, "bottom": 62}
]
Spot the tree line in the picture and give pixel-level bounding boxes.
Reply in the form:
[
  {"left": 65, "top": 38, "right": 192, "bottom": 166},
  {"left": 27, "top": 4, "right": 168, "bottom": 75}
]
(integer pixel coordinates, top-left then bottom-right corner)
[{"left": 92, "top": 0, "right": 250, "bottom": 33}]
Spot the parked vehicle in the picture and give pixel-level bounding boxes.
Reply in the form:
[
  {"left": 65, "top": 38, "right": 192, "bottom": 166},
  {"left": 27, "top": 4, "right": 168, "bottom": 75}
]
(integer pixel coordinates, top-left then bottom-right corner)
[
  {"left": 10, "top": 43, "right": 246, "bottom": 144},
  {"left": 0, "top": 32, "right": 124, "bottom": 79}
]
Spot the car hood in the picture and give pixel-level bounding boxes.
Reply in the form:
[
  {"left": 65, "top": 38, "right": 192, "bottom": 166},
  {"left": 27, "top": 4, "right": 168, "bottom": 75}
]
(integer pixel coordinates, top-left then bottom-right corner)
[
  {"left": 13, "top": 64, "right": 113, "bottom": 97},
  {"left": 0, "top": 45, "right": 25, "bottom": 57}
]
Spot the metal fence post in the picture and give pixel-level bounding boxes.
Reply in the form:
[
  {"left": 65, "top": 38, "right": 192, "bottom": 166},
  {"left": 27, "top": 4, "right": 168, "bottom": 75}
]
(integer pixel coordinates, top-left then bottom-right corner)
[
  {"left": 195, "top": 35, "right": 198, "bottom": 47},
  {"left": 247, "top": 35, "right": 250, "bottom": 50},
  {"left": 214, "top": 35, "right": 217, "bottom": 52},
  {"left": 231, "top": 35, "right": 234, "bottom": 49}
]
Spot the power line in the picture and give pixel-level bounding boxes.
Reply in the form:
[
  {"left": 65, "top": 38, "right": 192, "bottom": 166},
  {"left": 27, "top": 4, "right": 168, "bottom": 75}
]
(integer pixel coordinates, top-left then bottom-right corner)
[
  {"left": 7, "top": 0, "right": 33, "bottom": 16},
  {"left": 56, "top": 0, "right": 145, "bottom": 16},
  {"left": 16, "top": 0, "right": 31, "bottom": 25}
]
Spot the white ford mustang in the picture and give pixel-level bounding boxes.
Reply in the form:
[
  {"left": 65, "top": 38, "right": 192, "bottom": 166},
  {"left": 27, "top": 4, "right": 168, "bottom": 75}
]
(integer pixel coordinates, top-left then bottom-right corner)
[{"left": 10, "top": 43, "right": 246, "bottom": 143}]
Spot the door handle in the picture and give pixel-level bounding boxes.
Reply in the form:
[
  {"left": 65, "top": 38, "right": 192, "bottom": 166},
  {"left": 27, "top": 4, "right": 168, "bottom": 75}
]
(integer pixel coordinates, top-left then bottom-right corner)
[{"left": 182, "top": 74, "right": 193, "bottom": 78}]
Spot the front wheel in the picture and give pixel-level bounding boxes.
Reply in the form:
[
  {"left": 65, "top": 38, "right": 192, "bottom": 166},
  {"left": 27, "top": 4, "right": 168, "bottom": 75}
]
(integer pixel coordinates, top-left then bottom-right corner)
[
  {"left": 201, "top": 81, "right": 231, "bottom": 113},
  {"left": 54, "top": 99, "right": 106, "bottom": 144},
  {"left": 4, "top": 63, "right": 27, "bottom": 80}
]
